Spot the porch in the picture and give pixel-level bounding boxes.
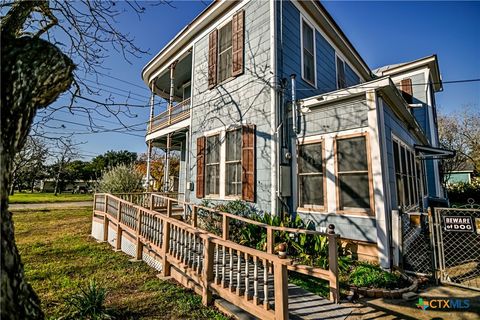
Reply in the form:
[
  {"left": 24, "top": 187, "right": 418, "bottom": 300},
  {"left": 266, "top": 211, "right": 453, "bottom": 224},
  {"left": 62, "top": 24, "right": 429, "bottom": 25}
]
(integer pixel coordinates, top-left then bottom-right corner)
[{"left": 91, "top": 192, "right": 353, "bottom": 320}]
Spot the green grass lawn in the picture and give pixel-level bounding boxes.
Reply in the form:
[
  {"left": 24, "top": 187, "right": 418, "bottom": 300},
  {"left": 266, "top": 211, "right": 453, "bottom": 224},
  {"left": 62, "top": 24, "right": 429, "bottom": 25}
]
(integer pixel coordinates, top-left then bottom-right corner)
[
  {"left": 13, "top": 208, "right": 228, "bottom": 319},
  {"left": 9, "top": 192, "right": 93, "bottom": 204}
]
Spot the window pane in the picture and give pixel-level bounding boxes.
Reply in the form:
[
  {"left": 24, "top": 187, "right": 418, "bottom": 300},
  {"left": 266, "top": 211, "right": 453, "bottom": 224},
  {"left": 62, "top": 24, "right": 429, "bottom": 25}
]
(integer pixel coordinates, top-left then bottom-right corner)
[
  {"left": 302, "top": 21, "right": 313, "bottom": 53},
  {"left": 298, "top": 143, "right": 322, "bottom": 174},
  {"left": 393, "top": 141, "right": 400, "bottom": 173},
  {"left": 299, "top": 175, "right": 323, "bottom": 207},
  {"left": 218, "top": 22, "right": 232, "bottom": 83},
  {"left": 219, "top": 22, "right": 232, "bottom": 52},
  {"left": 337, "top": 137, "right": 367, "bottom": 172},
  {"left": 400, "top": 146, "right": 407, "bottom": 175},
  {"left": 396, "top": 173, "right": 404, "bottom": 207},
  {"left": 206, "top": 135, "right": 220, "bottom": 163},
  {"left": 226, "top": 163, "right": 241, "bottom": 196},
  {"left": 336, "top": 57, "right": 346, "bottom": 89},
  {"left": 206, "top": 164, "right": 220, "bottom": 195},
  {"left": 339, "top": 172, "right": 370, "bottom": 209},
  {"left": 226, "top": 129, "right": 241, "bottom": 162},
  {"left": 303, "top": 51, "right": 315, "bottom": 83}
]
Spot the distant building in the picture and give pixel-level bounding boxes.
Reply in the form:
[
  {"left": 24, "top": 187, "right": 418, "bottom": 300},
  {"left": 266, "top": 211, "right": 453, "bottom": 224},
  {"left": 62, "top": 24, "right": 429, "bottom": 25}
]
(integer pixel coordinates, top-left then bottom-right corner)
[{"left": 446, "top": 163, "right": 475, "bottom": 184}]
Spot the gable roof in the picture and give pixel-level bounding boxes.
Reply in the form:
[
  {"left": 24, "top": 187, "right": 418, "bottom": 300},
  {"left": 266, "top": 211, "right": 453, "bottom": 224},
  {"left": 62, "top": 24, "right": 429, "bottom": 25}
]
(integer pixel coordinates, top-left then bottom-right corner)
[{"left": 372, "top": 55, "right": 443, "bottom": 92}]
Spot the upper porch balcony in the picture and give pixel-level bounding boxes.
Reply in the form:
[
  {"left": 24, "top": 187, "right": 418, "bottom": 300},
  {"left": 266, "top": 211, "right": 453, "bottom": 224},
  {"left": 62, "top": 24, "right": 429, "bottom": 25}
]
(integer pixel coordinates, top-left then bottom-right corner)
[{"left": 147, "top": 50, "right": 192, "bottom": 138}]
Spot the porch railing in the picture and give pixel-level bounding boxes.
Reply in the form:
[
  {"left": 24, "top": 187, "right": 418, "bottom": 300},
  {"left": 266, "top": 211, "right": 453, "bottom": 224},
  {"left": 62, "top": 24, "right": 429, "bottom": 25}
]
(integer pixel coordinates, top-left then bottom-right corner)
[
  {"left": 92, "top": 192, "right": 340, "bottom": 319},
  {"left": 148, "top": 98, "right": 191, "bottom": 134}
]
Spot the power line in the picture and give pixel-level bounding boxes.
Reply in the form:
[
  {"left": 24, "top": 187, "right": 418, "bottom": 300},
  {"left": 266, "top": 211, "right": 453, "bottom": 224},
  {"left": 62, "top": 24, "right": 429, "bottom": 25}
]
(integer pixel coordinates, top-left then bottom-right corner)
[{"left": 96, "top": 71, "right": 151, "bottom": 92}]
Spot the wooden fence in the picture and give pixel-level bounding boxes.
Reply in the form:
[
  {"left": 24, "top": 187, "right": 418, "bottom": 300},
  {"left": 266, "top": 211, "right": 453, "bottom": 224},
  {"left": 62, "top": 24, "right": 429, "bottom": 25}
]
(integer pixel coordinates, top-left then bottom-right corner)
[{"left": 92, "top": 193, "right": 340, "bottom": 319}]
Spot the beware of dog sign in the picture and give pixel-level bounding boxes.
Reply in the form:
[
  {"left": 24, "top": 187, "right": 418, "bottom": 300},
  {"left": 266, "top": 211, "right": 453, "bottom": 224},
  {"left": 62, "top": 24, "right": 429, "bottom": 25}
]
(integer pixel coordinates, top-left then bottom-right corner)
[{"left": 443, "top": 216, "right": 474, "bottom": 232}]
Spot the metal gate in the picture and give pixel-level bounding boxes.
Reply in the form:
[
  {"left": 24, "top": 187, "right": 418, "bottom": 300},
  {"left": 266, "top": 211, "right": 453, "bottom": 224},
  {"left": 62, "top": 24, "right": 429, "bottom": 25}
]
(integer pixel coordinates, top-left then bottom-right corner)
[
  {"left": 432, "top": 206, "right": 480, "bottom": 291},
  {"left": 401, "top": 211, "right": 434, "bottom": 276}
]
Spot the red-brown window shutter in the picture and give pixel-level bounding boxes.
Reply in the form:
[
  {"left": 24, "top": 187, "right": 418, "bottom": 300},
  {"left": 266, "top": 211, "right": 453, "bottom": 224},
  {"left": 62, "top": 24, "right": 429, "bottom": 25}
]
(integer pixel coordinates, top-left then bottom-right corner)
[
  {"left": 196, "top": 136, "right": 206, "bottom": 198},
  {"left": 232, "top": 10, "right": 245, "bottom": 77},
  {"left": 400, "top": 78, "right": 413, "bottom": 104},
  {"left": 242, "top": 124, "right": 255, "bottom": 202},
  {"left": 208, "top": 30, "right": 218, "bottom": 89}
]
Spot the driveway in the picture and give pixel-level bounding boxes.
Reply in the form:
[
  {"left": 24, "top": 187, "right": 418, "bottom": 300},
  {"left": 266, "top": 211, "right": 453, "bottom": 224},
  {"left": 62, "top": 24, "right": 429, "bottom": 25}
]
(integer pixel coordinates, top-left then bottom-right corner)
[{"left": 9, "top": 201, "right": 92, "bottom": 211}]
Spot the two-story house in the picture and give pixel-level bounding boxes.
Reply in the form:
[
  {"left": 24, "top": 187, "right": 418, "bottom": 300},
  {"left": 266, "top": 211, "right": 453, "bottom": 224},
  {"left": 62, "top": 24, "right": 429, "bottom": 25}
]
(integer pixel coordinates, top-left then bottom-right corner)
[{"left": 141, "top": 0, "right": 449, "bottom": 268}]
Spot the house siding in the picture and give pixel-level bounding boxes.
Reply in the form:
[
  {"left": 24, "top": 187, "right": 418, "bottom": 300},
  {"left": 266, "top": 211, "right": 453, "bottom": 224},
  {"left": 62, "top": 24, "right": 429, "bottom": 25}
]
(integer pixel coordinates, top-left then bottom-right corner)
[
  {"left": 298, "top": 96, "right": 369, "bottom": 137},
  {"left": 189, "top": 0, "right": 272, "bottom": 212},
  {"left": 293, "top": 96, "right": 376, "bottom": 243},
  {"left": 278, "top": 0, "right": 360, "bottom": 99}
]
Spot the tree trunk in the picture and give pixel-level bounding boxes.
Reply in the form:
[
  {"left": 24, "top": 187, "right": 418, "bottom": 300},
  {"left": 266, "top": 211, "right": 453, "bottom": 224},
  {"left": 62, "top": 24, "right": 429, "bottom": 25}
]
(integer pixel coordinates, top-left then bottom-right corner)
[{"left": 1, "top": 3, "right": 75, "bottom": 317}]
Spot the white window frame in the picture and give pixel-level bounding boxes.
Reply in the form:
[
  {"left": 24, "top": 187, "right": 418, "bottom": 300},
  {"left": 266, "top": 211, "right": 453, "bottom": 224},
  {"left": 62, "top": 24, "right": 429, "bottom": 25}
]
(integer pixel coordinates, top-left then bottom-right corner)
[
  {"left": 300, "top": 16, "right": 317, "bottom": 88},
  {"left": 392, "top": 135, "right": 424, "bottom": 209},
  {"left": 203, "top": 125, "right": 243, "bottom": 200}
]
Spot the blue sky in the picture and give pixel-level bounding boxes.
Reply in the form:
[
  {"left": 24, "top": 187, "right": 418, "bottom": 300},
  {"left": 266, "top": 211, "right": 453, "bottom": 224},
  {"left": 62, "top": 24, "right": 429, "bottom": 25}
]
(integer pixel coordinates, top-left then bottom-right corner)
[{"left": 40, "top": 1, "right": 480, "bottom": 159}]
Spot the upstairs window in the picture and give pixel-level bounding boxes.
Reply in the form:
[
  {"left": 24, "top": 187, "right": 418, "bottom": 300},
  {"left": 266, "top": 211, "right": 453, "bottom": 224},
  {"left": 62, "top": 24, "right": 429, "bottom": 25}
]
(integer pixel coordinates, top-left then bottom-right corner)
[
  {"left": 298, "top": 142, "right": 325, "bottom": 210},
  {"left": 205, "top": 135, "right": 221, "bottom": 196},
  {"left": 301, "top": 19, "right": 315, "bottom": 85},
  {"left": 208, "top": 10, "right": 244, "bottom": 89},
  {"left": 225, "top": 129, "right": 242, "bottom": 196},
  {"left": 336, "top": 135, "right": 372, "bottom": 212},
  {"left": 336, "top": 55, "right": 346, "bottom": 89},
  {"left": 399, "top": 78, "right": 413, "bottom": 104},
  {"left": 218, "top": 22, "right": 233, "bottom": 83}
]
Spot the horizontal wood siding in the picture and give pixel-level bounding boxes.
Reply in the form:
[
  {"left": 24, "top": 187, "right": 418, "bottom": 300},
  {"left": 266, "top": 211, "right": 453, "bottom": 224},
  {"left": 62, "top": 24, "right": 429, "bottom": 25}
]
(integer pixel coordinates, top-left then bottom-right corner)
[{"left": 279, "top": 0, "right": 359, "bottom": 99}]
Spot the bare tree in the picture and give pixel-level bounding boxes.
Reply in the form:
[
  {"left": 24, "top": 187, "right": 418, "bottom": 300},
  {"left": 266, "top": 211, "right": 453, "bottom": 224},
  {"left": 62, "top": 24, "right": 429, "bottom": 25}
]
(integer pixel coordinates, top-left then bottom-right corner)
[
  {"left": 1, "top": 1, "right": 170, "bottom": 318},
  {"left": 10, "top": 136, "right": 49, "bottom": 195},
  {"left": 51, "top": 139, "right": 80, "bottom": 195},
  {"left": 438, "top": 105, "right": 480, "bottom": 186}
]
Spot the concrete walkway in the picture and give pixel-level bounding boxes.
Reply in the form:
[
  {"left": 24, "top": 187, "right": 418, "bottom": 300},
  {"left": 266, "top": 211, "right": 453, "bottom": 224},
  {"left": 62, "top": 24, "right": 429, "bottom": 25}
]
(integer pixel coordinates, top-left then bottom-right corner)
[
  {"left": 9, "top": 201, "right": 92, "bottom": 211},
  {"left": 346, "top": 285, "right": 480, "bottom": 320}
]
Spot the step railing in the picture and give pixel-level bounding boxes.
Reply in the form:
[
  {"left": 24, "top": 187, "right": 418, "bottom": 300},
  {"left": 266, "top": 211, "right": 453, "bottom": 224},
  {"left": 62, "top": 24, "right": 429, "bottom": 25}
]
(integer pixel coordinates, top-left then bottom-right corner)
[
  {"left": 93, "top": 193, "right": 292, "bottom": 320},
  {"left": 150, "top": 193, "right": 340, "bottom": 303}
]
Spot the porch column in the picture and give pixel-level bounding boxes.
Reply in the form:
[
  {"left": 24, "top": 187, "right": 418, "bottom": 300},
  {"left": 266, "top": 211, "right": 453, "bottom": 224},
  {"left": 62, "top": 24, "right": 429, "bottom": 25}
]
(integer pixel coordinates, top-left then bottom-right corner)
[
  {"left": 146, "top": 81, "right": 155, "bottom": 191},
  {"left": 164, "top": 62, "right": 177, "bottom": 192}
]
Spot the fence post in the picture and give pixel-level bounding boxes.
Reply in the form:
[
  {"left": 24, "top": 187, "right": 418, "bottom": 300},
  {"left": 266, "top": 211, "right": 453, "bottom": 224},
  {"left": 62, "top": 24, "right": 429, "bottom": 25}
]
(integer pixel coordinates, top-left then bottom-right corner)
[
  {"left": 161, "top": 218, "right": 171, "bottom": 277},
  {"left": 103, "top": 195, "right": 109, "bottom": 242},
  {"left": 222, "top": 214, "right": 229, "bottom": 241},
  {"left": 202, "top": 237, "right": 214, "bottom": 306},
  {"left": 149, "top": 194, "right": 154, "bottom": 211},
  {"left": 327, "top": 224, "right": 339, "bottom": 303},
  {"left": 135, "top": 208, "right": 143, "bottom": 260},
  {"left": 274, "top": 262, "right": 289, "bottom": 320},
  {"left": 167, "top": 199, "right": 172, "bottom": 217},
  {"left": 192, "top": 206, "right": 198, "bottom": 228},
  {"left": 266, "top": 227, "right": 274, "bottom": 254},
  {"left": 115, "top": 201, "right": 123, "bottom": 251}
]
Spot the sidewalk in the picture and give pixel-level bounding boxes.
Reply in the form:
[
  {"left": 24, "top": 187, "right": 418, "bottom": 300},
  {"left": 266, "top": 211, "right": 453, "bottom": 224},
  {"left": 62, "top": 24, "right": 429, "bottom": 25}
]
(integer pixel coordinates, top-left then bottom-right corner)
[
  {"left": 346, "top": 284, "right": 480, "bottom": 320},
  {"left": 9, "top": 201, "right": 92, "bottom": 211}
]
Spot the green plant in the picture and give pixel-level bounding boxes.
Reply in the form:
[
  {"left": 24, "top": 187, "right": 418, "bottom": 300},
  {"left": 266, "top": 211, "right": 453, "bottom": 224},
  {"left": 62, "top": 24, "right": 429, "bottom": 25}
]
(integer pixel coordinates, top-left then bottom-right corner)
[
  {"left": 63, "top": 280, "right": 113, "bottom": 320},
  {"left": 97, "top": 164, "right": 144, "bottom": 193},
  {"left": 446, "top": 177, "right": 480, "bottom": 204},
  {"left": 348, "top": 262, "right": 400, "bottom": 289},
  {"left": 197, "top": 200, "right": 222, "bottom": 236}
]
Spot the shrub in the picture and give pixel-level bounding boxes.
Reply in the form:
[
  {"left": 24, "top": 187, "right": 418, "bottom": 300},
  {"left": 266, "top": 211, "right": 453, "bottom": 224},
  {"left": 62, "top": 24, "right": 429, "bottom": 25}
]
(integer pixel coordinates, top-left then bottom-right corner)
[
  {"left": 63, "top": 280, "right": 113, "bottom": 320},
  {"left": 446, "top": 177, "right": 480, "bottom": 204},
  {"left": 97, "top": 164, "right": 144, "bottom": 193},
  {"left": 348, "top": 262, "right": 400, "bottom": 289}
]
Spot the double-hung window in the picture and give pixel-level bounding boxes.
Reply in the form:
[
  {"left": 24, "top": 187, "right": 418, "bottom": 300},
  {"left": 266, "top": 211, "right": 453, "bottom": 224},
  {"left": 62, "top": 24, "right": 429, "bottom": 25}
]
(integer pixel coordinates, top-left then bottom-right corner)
[
  {"left": 301, "top": 19, "right": 315, "bottom": 85},
  {"left": 196, "top": 125, "right": 255, "bottom": 201},
  {"left": 225, "top": 129, "right": 242, "bottom": 196},
  {"left": 205, "top": 135, "right": 221, "bottom": 196},
  {"left": 218, "top": 22, "right": 233, "bottom": 83},
  {"left": 298, "top": 142, "right": 325, "bottom": 210},
  {"left": 336, "top": 135, "right": 372, "bottom": 212}
]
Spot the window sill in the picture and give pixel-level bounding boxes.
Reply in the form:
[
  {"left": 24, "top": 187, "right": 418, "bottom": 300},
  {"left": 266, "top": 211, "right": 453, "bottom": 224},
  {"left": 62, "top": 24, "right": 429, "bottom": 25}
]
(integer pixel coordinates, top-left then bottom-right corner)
[
  {"left": 297, "top": 207, "right": 326, "bottom": 214},
  {"left": 211, "top": 75, "right": 237, "bottom": 90},
  {"left": 301, "top": 76, "right": 317, "bottom": 89},
  {"left": 336, "top": 209, "right": 374, "bottom": 217},
  {"left": 203, "top": 195, "right": 241, "bottom": 201}
]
